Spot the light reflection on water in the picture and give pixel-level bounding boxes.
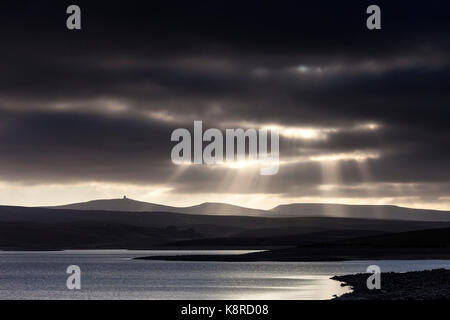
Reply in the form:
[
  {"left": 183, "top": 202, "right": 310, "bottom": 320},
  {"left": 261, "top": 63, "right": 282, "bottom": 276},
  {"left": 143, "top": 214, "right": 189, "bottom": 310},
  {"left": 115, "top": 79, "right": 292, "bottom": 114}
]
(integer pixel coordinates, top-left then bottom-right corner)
[{"left": 0, "top": 250, "right": 449, "bottom": 300}]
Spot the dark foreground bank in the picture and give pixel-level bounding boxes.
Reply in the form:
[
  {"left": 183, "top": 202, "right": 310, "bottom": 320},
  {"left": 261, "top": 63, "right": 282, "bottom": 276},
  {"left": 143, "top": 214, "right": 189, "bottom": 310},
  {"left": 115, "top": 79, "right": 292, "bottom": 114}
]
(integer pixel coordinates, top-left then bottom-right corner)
[
  {"left": 333, "top": 269, "right": 450, "bottom": 300},
  {"left": 135, "top": 227, "right": 450, "bottom": 261}
]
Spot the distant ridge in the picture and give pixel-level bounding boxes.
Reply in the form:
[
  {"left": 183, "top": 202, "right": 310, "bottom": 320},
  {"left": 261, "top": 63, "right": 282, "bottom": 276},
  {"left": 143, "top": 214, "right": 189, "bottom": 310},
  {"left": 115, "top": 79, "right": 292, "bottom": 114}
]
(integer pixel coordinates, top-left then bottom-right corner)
[
  {"left": 49, "top": 198, "right": 181, "bottom": 213},
  {"left": 4, "top": 204, "right": 450, "bottom": 250},
  {"left": 269, "top": 203, "right": 450, "bottom": 221},
  {"left": 46, "top": 198, "right": 450, "bottom": 222},
  {"left": 48, "top": 198, "right": 266, "bottom": 216}
]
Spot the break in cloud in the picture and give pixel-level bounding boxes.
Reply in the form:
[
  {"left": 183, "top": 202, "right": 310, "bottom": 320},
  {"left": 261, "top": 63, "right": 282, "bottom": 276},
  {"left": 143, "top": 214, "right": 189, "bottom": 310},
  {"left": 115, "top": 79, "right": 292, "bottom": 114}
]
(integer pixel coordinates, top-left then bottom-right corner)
[{"left": 0, "top": 0, "right": 450, "bottom": 209}]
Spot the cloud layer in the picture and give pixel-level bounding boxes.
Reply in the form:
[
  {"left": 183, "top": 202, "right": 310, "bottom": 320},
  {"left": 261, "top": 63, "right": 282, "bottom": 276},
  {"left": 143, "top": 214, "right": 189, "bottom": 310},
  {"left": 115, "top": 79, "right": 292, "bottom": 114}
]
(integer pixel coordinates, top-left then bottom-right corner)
[{"left": 0, "top": 1, "right": 449, "bottom": 209}]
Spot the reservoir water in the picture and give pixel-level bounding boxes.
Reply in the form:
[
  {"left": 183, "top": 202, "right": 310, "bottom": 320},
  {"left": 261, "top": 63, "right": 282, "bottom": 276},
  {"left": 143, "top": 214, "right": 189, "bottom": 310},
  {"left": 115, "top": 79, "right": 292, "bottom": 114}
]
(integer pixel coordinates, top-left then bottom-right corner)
[{"left": 1, "top": 250, "right": 449, "bottom": 299}]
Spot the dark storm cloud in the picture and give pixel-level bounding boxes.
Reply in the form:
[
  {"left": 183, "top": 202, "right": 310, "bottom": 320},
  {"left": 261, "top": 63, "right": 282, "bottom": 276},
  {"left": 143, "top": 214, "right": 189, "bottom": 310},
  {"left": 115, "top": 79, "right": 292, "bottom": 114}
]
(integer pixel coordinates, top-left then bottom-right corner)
[
  {"left": 0, "top": 0, "right": 450, "bottom": 201},
  {"left": 0, "top": 109, "right": 174, "bottom": 183}
]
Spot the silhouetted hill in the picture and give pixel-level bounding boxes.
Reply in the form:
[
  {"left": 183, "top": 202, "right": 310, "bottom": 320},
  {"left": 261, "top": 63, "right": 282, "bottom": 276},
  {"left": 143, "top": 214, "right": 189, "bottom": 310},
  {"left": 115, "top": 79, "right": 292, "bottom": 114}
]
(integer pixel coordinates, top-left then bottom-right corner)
[
  {"left": 270, "top": 203, "right": 450, "bottom": 221},
  {"left": 47, "top": 198, "right": 450, "bottom": 221},
  {"left": 2, "top": 205, "right": 450, "bottom": 250},
  {"left": 49, "top": 198, "right": 265, "bottom": 216},
  {"left": 49, "top": 198, "right": 181, "bottom": 213},
  {"left": 181, "top": 202, "right": 265, "bottom": 216}
]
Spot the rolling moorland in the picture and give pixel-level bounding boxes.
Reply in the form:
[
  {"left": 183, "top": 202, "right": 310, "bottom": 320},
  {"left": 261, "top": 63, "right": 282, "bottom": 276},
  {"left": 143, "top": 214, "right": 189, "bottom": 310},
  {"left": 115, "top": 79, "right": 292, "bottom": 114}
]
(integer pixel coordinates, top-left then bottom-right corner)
[
  {"left": 139, "top": 227, "right": 450, "bottom": 261},
  {"left": 1, "top": 198, "right": 450, "bottom": 256}
]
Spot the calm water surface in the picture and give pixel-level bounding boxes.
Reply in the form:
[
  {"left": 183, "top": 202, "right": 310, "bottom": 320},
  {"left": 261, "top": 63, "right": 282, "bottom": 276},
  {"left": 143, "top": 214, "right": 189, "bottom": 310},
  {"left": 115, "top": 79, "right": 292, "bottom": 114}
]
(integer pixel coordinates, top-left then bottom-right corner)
[{"left": 1, "top": 250, "right": 449, "bottom": 300}]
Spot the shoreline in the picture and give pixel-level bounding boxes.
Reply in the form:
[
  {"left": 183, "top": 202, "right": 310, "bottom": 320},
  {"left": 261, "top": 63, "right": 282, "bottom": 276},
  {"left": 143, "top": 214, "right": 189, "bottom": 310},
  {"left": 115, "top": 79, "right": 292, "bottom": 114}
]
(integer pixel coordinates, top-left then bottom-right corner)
[
  {"left": 332, "top": 269, "right": 450, "bottom": 299},
  {"left": 134, "top": 247, "right": 450, "bottom": 262}
]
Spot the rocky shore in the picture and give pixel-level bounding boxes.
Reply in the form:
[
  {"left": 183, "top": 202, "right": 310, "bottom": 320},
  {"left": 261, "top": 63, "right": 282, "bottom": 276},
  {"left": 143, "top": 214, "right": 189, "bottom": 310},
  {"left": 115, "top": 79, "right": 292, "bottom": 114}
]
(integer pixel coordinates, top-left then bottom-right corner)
[{"left": 332, "top": 268, "right": 450, "bottom": 300}]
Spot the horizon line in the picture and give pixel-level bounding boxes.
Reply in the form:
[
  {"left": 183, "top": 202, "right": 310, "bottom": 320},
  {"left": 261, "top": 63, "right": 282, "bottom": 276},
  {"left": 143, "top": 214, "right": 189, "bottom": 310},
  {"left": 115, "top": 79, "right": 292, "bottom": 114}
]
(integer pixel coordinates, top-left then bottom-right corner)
[{"left": 2, "top": 196, "right": 450, "bottom": 213}]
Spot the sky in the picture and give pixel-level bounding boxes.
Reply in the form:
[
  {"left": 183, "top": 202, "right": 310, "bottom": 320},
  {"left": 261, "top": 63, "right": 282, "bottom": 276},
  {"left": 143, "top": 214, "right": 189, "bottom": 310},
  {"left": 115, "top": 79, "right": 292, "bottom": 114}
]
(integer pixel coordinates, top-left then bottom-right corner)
[{"left": 0, "top": 1, "right": 450, "bottom": 210}]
